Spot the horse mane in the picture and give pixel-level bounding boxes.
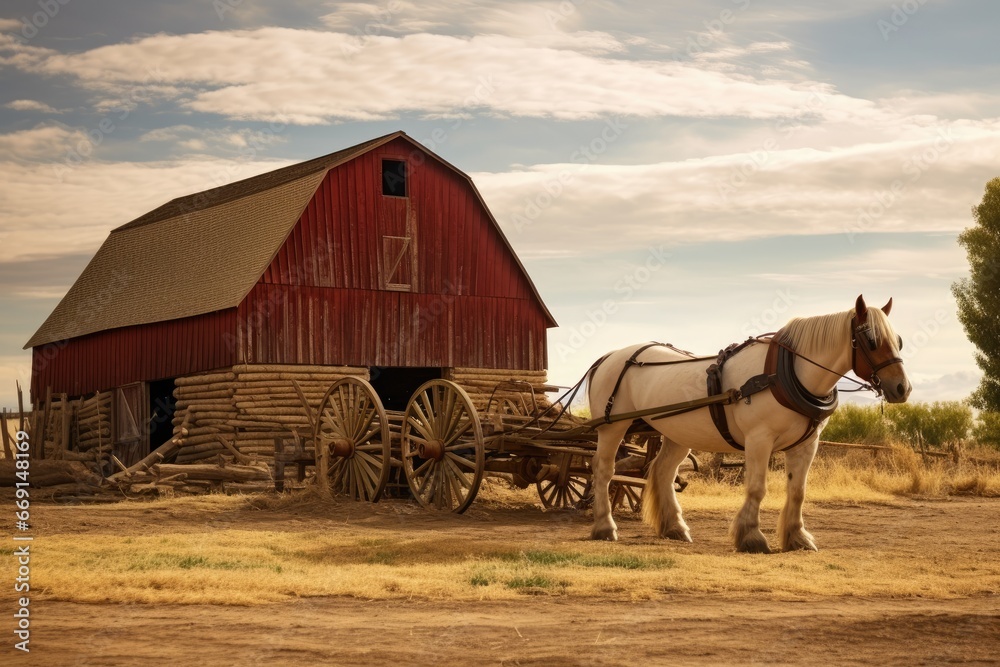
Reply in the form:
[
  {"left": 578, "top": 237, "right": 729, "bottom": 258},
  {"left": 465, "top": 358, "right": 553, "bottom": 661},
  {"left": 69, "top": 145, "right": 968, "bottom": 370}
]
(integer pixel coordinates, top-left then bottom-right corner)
[{"left": 777, "top": 307, "right": 895, "bottom": 355}]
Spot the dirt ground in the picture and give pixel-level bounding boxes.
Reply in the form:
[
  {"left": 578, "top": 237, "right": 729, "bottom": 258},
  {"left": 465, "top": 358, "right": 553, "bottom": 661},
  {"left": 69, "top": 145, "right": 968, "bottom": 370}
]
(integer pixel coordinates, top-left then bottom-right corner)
[{"left": 6, "top": 494, "right": 1000, "bottom": 666}]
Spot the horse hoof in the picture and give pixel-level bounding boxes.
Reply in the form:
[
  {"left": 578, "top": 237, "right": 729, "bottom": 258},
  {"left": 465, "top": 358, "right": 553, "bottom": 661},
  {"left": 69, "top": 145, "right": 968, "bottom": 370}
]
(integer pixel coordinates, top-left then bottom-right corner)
[
  {"left": 591, "top": 527, "right": 618, "bottom": 541},
  {"left": 783, "top": 533, "right": 818, "bottom": 552},
  {"left": 661, "top": 527, "right": 693, "bottom": 542},
  {"left": 738, "top": 535, "right": 772, "bottom": 554}
]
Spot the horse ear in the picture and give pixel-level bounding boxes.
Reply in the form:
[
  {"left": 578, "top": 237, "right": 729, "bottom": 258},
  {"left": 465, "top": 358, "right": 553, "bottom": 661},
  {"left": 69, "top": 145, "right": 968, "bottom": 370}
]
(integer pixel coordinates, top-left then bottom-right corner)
[
  {"left": 855, "top": 294, "right": 868, "bottom": 322},
  {"left": 881, "top": 297, "right": 893, "bottom": 315}
]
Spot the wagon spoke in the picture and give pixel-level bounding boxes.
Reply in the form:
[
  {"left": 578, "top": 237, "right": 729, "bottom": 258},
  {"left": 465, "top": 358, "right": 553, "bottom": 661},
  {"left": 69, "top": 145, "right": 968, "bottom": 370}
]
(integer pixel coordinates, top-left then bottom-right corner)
[
  {"left": 411, "top": 457, "right": 434, "bottom": 477},
  {"left": 444, "top": 419, "right": 474, "bottom": 449},
  {"left": 355, "top": 458, "right": 377, "bottom": 500},
  {"left": 441, "top": 389, "right": 459, "bottom": 438},
  {"left": 445, "top": 451, "right": 476, "bottom": 470},
  {"left": 406, "top": 415, "right": 435, "bottom": 442},
  {"left": 355, "top": 448, "right": 383, "bottom": 469},
  {"left": 445, "top": 465, "right": 467, "bottom": 505},
  {"left": 358, "top": 400, "right": 378, "bottom": 442},
  {"left": 356, "top": 422, "right": 383, "bottom": 446},
  {"left": 445, "top": 457, "right": 473, "bottom": 489}
]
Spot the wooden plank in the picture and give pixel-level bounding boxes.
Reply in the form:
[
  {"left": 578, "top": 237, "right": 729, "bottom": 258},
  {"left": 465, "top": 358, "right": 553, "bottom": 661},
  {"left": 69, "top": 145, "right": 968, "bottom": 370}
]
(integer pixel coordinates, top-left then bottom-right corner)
[{"left": 0, "top": 409, "right": 12, "bottom": 459}]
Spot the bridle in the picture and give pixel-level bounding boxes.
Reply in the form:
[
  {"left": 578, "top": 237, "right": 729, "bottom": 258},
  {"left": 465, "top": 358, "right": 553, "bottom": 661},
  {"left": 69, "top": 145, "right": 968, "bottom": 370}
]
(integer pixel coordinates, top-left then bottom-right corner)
[{"left": 850, "top": 316, "right": 904, "bottom": 397}]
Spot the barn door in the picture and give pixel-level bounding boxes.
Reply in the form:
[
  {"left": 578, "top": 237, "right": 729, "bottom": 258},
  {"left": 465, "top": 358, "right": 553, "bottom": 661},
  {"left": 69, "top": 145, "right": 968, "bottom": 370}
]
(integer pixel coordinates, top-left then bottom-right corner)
[
  {"left": 114, "top": 382, "right": 149, "bottom": 467},
  {"left": 382, "top": 235, "right": 413, "bottom": 291}
]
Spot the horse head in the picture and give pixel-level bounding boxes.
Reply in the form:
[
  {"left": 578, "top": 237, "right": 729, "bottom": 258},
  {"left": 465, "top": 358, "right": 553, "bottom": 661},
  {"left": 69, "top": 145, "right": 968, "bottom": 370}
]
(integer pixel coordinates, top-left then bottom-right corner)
[{"left": 851, "top": 295, "right": 911, "bottom": 403}]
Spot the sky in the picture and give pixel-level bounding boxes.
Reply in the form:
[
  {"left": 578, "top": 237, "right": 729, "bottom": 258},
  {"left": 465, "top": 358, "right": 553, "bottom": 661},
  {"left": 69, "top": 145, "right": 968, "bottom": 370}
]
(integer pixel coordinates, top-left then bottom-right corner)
[{"left": 0, "top": 0, "right": 997, "bottom": 410}]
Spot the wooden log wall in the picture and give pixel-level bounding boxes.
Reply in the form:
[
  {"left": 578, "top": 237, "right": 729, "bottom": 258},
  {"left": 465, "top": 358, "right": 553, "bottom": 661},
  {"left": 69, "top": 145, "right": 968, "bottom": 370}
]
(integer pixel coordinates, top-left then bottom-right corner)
[
  {"left": 74, "top": 391, "right": 113, "bottom": 462},
  {"left": 443, "top": 367, "right": 550, "bottom": 413},
  {"left": 170, "top": 364, "right": 368, "bottom": 465},
  {"left": 24, "top": 391, "right": 113, "bottom": 462}
]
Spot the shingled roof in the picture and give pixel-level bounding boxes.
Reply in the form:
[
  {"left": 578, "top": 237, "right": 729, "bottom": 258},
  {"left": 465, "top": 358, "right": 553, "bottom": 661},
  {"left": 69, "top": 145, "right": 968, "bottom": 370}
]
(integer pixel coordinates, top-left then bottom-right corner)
[{"left": 26, "top": 131, "right": 554, "bottom": 348}]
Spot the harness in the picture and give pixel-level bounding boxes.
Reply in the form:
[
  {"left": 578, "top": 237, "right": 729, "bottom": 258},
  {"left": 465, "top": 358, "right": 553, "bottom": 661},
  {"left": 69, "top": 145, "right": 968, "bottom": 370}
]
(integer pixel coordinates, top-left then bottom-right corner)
[
  {"left": 706, "top": 336, "right": 838, "bottom": 452},
  {"left": 602, "top": 342, "right": 702, "bottom": 424},
  {"left": 599, "top": 334, "right": 841, "bottom": 453}
]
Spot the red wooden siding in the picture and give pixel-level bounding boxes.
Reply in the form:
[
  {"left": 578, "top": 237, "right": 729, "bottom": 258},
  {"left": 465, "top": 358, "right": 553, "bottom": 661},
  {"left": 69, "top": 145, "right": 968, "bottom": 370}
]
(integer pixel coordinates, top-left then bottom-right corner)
[
  {"left": 31, "top": 309, "right": 236, "bottom": 397},
  {"left": 244, "top": 137, "right": 550, "bottom": 370},
  {"left": 237, "top": 285, "right": 547, "bottom": 370}
]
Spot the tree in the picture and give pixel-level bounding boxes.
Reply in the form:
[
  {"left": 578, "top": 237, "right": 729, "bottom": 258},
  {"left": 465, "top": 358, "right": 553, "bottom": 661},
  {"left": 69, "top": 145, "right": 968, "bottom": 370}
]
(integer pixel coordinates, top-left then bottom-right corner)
[{"left": 953, "top": 177, "right": 1000, "bottom": 411}]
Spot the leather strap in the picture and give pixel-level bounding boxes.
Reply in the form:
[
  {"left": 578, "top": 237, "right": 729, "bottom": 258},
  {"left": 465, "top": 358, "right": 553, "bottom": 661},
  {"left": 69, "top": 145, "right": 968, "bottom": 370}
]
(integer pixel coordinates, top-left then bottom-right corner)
[
  {"left": 602, "top": 342, "right": 702, "bottom": 423},
  {"left": 706, "top": 335, "right": 838, "bottom": 452},
  {"left": 705, "top": 338, "right": 762, "bottom": 451}
]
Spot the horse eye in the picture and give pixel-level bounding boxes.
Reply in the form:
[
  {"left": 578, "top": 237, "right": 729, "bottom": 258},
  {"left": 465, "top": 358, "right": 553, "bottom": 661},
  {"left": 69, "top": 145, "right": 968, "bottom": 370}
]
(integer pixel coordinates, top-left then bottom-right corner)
[{"left": 897, "top": 334, "right": 903, "bottom": 351}]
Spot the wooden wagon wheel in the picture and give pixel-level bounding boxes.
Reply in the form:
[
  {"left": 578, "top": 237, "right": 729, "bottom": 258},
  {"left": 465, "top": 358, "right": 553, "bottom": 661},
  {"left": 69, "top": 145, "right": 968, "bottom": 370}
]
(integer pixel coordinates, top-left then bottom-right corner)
[
  {"left": 610, "top": 478, "right": 643, "bottom": 512},
  {"left": 401, "top": 379, "right": 485, "bottom": 513},
  {"left": 314, "top": 377, "right": 391, "bottom": 502},
  {"left": 536, "top": 453, "right": 591, "bottom": 509}
]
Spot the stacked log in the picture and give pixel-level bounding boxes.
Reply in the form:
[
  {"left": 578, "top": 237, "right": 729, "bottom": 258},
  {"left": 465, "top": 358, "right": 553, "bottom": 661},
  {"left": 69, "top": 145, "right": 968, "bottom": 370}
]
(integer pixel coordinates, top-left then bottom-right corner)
[
  {"left": 231, "top": 364, "right": 367, "bottom": 457},
  {"left": 445, "top": 367, "right": 551, "bottom": 413},
  {"left": 75, "top": 391, "right": 113, "bottom": 461},
  {"left": 171, "top": 370, "right": 238, "bottom": 463},
  {"left": 169, "top": 365, "right": 368, "bottom": 465}
]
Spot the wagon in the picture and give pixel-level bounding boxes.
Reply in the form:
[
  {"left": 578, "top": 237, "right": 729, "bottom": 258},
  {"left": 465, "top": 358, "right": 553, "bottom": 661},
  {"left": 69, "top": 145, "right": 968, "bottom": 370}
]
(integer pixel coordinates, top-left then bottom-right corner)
[{"left": 275, "top": 375, "right": 702, "bottom": 513}]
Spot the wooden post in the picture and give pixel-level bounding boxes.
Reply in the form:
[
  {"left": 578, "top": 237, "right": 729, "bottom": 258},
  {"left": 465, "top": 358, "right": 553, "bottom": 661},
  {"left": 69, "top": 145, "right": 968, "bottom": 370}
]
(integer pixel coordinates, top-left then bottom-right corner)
[
  {"left": 1, "top": 409, "right": 12, "bottom": 459},
  {"left": 16, "top": 381, "right": 25, "bottom": 435},
  {"left": 39, "top": 387, "right": 52, "bottom": 459},
  {"left": 59, "top": 393, "right": 70, "bottom": 460}
]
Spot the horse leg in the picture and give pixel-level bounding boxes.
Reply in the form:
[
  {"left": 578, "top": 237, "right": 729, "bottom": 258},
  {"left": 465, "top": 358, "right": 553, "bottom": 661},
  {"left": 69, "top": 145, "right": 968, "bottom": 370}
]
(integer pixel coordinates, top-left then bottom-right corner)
[
  {"left": 590, "top": 421, "right": 631, "bottom": 541},
  {"left": 778, "top": 438, "right": 819, "bottom": 551},
  {"left": 642, "top": 438, "right": 693, "bottom": 541},
  {"left": 729, "top": 440, "right": 773, "bottom": 554}
]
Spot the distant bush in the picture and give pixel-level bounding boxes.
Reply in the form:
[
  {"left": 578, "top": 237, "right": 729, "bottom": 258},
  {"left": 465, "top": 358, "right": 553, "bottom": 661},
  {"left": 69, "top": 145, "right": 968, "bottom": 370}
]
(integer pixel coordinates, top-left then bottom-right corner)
[
  {"left": 972, "top": 412, "right": 1000, "bottom": 450},
  {"left": 823, "top": 401, "right": 973, "bottom": 448},
  {"left": 886, "top": 402, "right": 973, "bottom": 448},
  {"left": 821, "top": 403, "right": 893, "bottom": 444}
]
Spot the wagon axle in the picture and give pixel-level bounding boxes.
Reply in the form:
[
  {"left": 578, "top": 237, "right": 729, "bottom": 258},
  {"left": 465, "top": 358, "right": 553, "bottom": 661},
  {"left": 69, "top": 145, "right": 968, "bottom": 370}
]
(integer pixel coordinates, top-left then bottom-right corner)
[
  {"left": 329, "top": 437, "right": 355, "bottom": 458},
  {"left": 417, "top": 439, "right": 446, "bottom": 461}
]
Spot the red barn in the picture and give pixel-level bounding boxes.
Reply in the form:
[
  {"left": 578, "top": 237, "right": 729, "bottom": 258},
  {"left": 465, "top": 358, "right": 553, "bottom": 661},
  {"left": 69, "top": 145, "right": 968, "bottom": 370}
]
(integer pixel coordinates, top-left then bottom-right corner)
[{"left": 26, "top": 132, "right": 555, "bottom": 465}]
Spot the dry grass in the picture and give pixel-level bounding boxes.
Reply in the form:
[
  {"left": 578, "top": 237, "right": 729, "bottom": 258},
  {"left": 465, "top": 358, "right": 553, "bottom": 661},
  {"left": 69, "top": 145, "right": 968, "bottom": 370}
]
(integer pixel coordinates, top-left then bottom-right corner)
[
  {"left": 18, "top": 445, "right": 1000, "bottom": 607},
  {"left": 30, "top": 520, "right": 1000, "bottom": 607}
]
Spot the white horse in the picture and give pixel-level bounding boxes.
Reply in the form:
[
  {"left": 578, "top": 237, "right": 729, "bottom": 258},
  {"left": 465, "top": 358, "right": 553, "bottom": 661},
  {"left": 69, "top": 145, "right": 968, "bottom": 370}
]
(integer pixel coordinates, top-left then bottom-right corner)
[{"left": 587, "top": 295, "right": 911, "bottom": 552}]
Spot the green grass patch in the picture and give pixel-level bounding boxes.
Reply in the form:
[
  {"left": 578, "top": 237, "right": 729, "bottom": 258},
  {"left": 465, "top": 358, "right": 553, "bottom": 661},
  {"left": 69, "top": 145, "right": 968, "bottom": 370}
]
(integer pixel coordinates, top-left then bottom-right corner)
[
  {"left": 365, "top": 549, "right": 401, "bottom": 565},
  {"left": 470, "top": 572, "right": 495, "bottom": 587},
  {"left": 496, "top": 549, "right": 674, "bottom": 570},
  {"left": 125, "top": 552, "right": 257, "bottom": 572},
  {"left": 506, "top": 575, "right": 557, "bottom": 590}
]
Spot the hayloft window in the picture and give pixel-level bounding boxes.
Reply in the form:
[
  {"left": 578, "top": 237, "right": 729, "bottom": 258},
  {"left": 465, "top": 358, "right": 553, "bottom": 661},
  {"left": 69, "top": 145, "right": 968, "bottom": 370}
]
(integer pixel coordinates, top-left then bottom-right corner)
[{"left": 382, "top": 159, "right": 407, "bottom": 197}]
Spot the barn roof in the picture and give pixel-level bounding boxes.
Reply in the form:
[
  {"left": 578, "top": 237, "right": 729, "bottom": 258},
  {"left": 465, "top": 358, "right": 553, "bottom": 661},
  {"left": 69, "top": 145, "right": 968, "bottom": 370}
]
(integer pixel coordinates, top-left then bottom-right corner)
[{"left": 26, "top": 132, "right": 555, "bottom": 349}]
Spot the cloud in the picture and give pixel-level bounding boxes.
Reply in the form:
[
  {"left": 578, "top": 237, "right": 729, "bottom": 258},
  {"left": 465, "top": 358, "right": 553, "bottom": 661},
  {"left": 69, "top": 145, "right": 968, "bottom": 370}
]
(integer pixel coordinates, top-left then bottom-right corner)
[
  {"left": 138, "top": 124, "right": 288, "bottom": 155},
  {"left": 4, "top": 27, "right": 881, "bottom": 125},
  {"left": 0, "top": 154, "right": 298, "bottom": 261},
  {"left": 0, "top": 124, "right": 88, "bottom": 161},
  {"left": 5, "top": 99, "right": 64, "bottom": 114},
  {"left": 908, "top": 370, "right": 980, "bottom": 403},
  {"left": 0, "top": 18, "right": 22, "bottom": 32},
  {"left": 474, "top": 119, "right": 1000, "bottom": 256}
]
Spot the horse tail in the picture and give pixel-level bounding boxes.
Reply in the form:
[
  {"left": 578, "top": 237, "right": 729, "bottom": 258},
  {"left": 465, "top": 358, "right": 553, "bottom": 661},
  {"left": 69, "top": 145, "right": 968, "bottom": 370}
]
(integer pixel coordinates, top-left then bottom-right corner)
[{"left": 642, "top": 454, "right": 664, "bottom": 532}]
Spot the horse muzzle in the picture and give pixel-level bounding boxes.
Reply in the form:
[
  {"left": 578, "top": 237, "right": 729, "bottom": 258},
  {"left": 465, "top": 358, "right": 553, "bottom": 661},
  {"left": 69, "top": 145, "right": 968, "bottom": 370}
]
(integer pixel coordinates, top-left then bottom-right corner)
[{"left": 880, "top": 376, "right": 912, "bottom": 404}]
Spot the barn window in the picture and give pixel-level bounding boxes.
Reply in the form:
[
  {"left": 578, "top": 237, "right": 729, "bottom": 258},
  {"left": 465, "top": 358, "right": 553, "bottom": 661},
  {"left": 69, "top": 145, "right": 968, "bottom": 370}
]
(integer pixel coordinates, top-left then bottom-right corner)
[
  {"left": 382, "top": 159, "right": 407, "bottom": 197},
  {"left": 382, "top": 235, "right": 413, "bottom": 291}
]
